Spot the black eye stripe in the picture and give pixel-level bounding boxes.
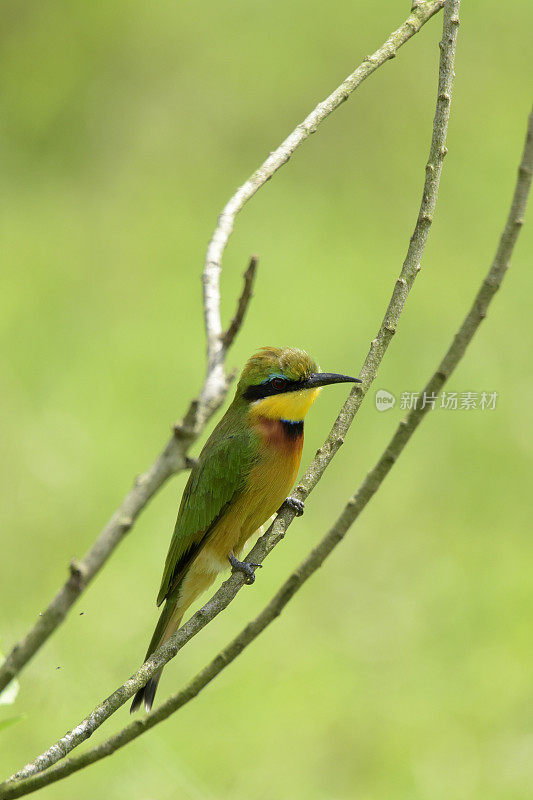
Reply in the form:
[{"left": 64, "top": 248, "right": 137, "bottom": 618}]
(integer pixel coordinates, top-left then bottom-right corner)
[{"left": 243, "top": 378, "right": 302, "bottom": 401}]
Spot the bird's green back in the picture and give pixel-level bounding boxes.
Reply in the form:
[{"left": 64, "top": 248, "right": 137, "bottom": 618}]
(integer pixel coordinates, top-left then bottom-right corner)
[{"left": 156, "top": 403, "right": 257, "bottom": 606}]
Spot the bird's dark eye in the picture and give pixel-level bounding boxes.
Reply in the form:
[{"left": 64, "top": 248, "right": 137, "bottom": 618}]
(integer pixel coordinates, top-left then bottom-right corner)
[{"left": 271, "top": 377, "right": 287, "bottom": 391}]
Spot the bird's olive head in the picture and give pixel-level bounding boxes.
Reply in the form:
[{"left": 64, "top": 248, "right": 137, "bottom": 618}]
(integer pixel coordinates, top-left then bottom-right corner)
[{"left": 236, "top": 346, "right": 360, "bottom": 421}]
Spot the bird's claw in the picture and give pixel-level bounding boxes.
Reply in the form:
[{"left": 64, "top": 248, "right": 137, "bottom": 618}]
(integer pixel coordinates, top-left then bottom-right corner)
[
  {"left": 228, "top": 552, "right": 262, "bottom": 585},
  {"left": 282, "top": 496, "right": 305, "bottom": 516}
]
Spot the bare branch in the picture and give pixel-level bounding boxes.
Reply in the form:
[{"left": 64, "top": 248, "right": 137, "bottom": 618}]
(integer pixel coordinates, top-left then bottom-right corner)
[
  {"left": 0, "top": 3, "right": 457, "bottom": 789},
  {"left": 197, "top": 0, "right": 445, "bottom": 415},
  {"left": 0, "top": 0, "right": 445, "bottom": 697},
  {"left": 0, "top": 433, "right": 184, "bottom": 695},
  {"left": 3, "top": 94, "right": 531, "bottom": 800},
  {"left": 221, "top": 255, "right": 259, "bottom": 349}
]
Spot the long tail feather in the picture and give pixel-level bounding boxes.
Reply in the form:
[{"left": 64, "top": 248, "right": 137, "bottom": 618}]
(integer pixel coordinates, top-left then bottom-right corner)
[
  {"left": 130, "top": 596, "right": 182, "bottom": 714},
  {"left": 130, "top": 671, "right": 162, "bottom": 713}
]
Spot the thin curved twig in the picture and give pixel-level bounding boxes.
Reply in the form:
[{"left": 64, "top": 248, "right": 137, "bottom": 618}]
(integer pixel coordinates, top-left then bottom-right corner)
[
  {"left": 221, "top": 256, "right": 258, "bottom": 348},
  {"left": 0, "top": 0, "right": 445, "bottom": 697},
  {"left": 2, "top": 95, "right": 531, "bottom": 800},
  {"left": 0, "top": 2, "right": 457, "bottom": 790}
]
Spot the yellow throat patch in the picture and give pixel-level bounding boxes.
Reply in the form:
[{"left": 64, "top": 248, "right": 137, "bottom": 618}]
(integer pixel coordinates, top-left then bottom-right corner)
[{"left": 249, "top": 387, "right": 321, "bottom": 422}]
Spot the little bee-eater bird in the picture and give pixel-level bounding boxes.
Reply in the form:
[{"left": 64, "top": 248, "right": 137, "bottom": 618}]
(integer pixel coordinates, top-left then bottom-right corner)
[{"left": 131, "top": 346, "right": 359, "bottom": 712}]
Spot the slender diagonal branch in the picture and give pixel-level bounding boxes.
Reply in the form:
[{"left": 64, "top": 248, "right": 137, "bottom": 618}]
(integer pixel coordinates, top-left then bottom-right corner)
[
  {"left": 2, "top": 97, "right": 530, "bottom": 800},
  {"left": 221, "top": 256, "right": 258, "bottom": 348},
  {"left": 0, "top": 0, "right": 445, "bottom": 697},
  {"left": 1, "top": 3, "right": 457, "bottom": 788}
]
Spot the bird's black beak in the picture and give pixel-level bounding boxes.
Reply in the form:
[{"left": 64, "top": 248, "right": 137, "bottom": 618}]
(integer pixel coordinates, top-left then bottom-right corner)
[{"left": 302, "top": 372, "right": 361, "bottom": 389}]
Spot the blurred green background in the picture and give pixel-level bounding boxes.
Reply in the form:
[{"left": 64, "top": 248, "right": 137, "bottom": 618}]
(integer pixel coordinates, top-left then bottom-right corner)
[{"left": 1, "top": 1, "right": 532, "bottom": 798}]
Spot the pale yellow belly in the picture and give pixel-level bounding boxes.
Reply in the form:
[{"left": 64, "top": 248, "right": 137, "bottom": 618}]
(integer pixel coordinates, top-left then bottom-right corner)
[
  {"left": 205, "top": 445, "right": 301, "bottom": 568},
  {"left": 175, "top": 443, "right": 302, "bottom": 619}
]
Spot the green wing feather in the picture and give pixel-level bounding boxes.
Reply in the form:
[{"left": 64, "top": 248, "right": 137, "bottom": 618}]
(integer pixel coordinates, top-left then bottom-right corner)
[{"left": 156, "top": 419, "right": 256, "bottom": 606}]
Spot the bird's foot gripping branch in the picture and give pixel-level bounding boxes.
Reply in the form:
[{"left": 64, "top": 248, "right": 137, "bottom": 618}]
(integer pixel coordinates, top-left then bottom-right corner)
[{"left": 228, "top": 553, "right": 262, "bottom": 585}]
